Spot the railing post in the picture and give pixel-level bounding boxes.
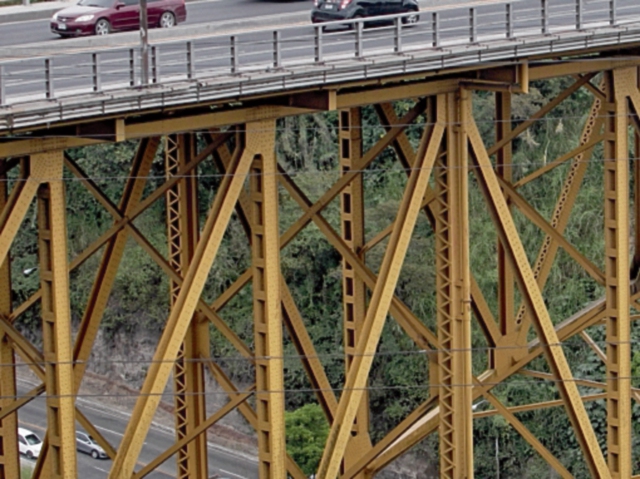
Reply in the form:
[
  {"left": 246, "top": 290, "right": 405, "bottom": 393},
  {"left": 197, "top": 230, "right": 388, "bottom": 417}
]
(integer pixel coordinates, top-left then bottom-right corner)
[
  {"left": 230, "top": 35, "right": 238, "bottom": 74},
  {"left": 356, "top": 19, "right": 364, "bottom": 58},
  {"left": 610, "top": 0, "right": 617, "bottom": 26},
  {"left": 273, "top": 30, "right": 281, "bottom": 69},
  {"left": 470, "top": 7, "right": 477, "bottom": 43},
  {"left": 576, "top": 0, "right": 583, "bottom": 29},
  {"left": 314, "top": 25, "right": 323, "bottom": 62},
  {"left": 432, "top": 11, "right": 440, "bottom": 47},
  {"left": 45, "top": 58, "right": 53, "bottom": 99},
  {"left": 129, "top": 49, "right": 135, "bottom": 86},
  {"left": 0, "top": 66, "right": 5, "bottom": 106},
  {"left": 187, "top": 41, "right": 194, "bottom": 79},
  {"left": 152, "top": 46, "right": 159, "bottom": 83},
  {"left": 541, "top": 0, "right": 549, "bottom": 34},
  {"left": 506, "top": 3, "right": 513, "bottom": 39},
  {"left": 92, "top": 53, "right": 101, "bottom": 92},
  {"left": 394, "top": 17, "right": 402, "bottom": 53}
]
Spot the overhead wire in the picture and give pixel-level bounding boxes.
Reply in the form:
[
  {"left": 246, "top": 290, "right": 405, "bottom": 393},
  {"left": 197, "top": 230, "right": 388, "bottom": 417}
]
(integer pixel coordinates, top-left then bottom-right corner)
[{"left": 0, "top": 45, "right": 635, "bottom": 406}]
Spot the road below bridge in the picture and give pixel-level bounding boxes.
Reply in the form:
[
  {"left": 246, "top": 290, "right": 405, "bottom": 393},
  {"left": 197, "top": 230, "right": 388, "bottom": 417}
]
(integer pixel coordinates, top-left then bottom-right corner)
[
  {"left": 0, "top": 0, "right": 313, "bottom": 47},
  {"left": 16, "top": 377, "right": 259, "bottom": 479}
]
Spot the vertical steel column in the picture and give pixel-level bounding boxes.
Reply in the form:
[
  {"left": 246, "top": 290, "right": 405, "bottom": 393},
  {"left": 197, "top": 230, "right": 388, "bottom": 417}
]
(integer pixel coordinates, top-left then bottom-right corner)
[
  {"left": 635, "top": 68, "right": 640, "bottom": 284},
  {"left": 435, "top": 91, "right": 473, "bottom": 479},
  {"left": 34, "top": 151, "right": 77, "bottom": 479},
  {"left": 339, "top": 108, "right": 371, "bottom": 471},
  {"left": 165, "top": 133, "right": 209, "bottom": 479},
  {"left": 250, "top": 121, "right": 286, "bottom": 479},
  {"left": 495, "top": 92, "right": 514, "bottom": 363},
  {"left": 109, "top": 129, "right": 254, "bottom": 479},
  {"left": 604, "top": 69, "right": 632, "bottom": 478},
  {"left": 316, "top": 99, "right": 445, "bottom": 479},
  {"left": 0, "top": 166, "right": 18, "bottom": 479}
]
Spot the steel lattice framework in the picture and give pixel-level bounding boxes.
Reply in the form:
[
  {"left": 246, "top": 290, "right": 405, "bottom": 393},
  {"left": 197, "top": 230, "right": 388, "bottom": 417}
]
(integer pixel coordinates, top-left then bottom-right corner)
[{"left": 0, "top": 43, "right": 639, "bottom": 479}]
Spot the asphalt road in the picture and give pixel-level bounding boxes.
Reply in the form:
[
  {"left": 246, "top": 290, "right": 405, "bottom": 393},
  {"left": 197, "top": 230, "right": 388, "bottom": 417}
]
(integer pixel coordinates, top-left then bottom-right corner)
[
  {"left": 0, "top": 0, "right": 313, "bottom": 46},
  {"left": 3, "top": 0, "right": 636, "bottom": 102},
  {"left": 16, "top": 378, "right": 258, "bottom": 479}
]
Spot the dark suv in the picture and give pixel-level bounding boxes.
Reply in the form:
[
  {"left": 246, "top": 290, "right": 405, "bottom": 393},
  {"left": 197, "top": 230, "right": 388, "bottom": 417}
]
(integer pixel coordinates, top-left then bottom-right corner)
[{"left": 311, "top": 0, "right": 419, "bottom": 25}]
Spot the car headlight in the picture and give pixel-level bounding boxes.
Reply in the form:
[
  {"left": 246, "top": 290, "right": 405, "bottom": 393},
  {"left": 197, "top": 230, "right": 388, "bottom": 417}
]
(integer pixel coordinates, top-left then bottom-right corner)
[{"left": 75, "top": 14, "right": 95, "bottom": 22}]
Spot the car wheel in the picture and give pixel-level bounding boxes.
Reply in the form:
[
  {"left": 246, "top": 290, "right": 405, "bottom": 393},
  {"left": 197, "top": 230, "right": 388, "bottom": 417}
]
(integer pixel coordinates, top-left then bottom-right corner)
[
  {"left": 159, "top": 11, "right": 176, "bottom": 28},
  {"left": 402, "top": 9, "right": 419, "bottom": 25},
  {"left": 91, "top": 449, "right": 99, "bottom": 459},
  {"left": 26, "top": 451, "right": 33, "bottom": 460},
  {"left": 95, "top": 18, "right": 110, "bottom": 35}
]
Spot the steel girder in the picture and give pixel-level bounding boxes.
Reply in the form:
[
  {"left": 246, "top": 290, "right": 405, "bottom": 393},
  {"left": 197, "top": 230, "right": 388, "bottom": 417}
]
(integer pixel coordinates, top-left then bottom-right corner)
[
  {"left": 339, "top": 107, "right": 372, "bottom": 473},
  {"left": 435, "top": 91, "right": 473, "bottom": 478},
  {"left": 250, "top": 120, "right": 286, "bottom": 479},
  {"left": 0, "top": 163, "right": 18, "bottom": 479},
  {"left": 0, "top": 59, "right": 637, "bottom": 479},
  {"left": 165, "top": 133, "right": 209, "bottom": 479}
]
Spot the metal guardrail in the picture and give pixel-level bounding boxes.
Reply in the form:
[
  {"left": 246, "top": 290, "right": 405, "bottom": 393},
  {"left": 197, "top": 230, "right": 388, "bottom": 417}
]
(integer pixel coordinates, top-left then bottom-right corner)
[{"left": 0, "top": 0, "right": 638, "bottom": 108}]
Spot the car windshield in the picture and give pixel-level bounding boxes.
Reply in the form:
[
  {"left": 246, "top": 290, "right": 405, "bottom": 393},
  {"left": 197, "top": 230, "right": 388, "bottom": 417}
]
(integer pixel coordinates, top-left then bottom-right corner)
[
  {"left": 77, "top": 0, "right": 114, "bottom": 8},
  {"left": 88, "top": 435, "right": 98, "bottom": 445},
  {"left": 25, "top": 434, "right": 41, "bottom": 446}
]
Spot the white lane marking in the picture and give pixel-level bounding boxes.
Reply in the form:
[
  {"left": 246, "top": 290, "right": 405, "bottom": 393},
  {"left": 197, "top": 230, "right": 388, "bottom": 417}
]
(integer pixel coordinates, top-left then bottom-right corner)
[
  {"left": 95, "top": 466, "right": 111, "bottom": 474},
  {"left": 220, "top": 469, "right": 247, "bottom": 479},
  {"left": 94, "top": 425, "right": 124, "bottom": 438}
]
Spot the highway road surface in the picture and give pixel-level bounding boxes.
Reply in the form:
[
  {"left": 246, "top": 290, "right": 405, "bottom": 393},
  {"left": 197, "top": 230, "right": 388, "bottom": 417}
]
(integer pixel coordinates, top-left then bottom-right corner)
[
  {"left": 0, "top": 0, "right": 313, "bottom": 47},
  {"left": 2, "top": 0, "right": 635, "bottom": 104},
  {"left": 16, "top": 377, "right": 259, "bottom": 479}
]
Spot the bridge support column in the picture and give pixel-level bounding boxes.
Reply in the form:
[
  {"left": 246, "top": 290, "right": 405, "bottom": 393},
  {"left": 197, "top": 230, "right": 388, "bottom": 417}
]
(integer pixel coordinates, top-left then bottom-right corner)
[
  {"left": 34, "top": 151, "right": 77, "bottom": 479},
  {"left": 468, "top": 88, "right": 611, "bottom": 479},
  {"left": 339, "top": 107, "right": 371, "bottom": 474},
  {"left": 435, "top": 91, "right": 473, "bottom": 479},
  {"left": 166, "top": 133, "right": 209, "bottom": 479},
  {"left": 492, "top": 91, "right": 517, "bottom": 367},
  {"left": 0, "top": 163, "right": 19, "bottom": 479},
  {"left": 604, "top": 68, "right": 632, "bottom": 478},
  {"left": 316, "top": 98, "right": 445, "bottom": 479},
  {"left": 109, "top": 128, "right": 254, "bottom": 479},
  {"left": 250, "top": 120, "right": 286, "bottom": 479}
]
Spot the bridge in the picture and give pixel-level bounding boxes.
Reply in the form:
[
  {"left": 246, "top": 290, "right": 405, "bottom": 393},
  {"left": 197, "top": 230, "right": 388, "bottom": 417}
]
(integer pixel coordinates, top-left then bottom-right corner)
[{"left": 0, "top": 0, "right": 638, "bottom": 477}]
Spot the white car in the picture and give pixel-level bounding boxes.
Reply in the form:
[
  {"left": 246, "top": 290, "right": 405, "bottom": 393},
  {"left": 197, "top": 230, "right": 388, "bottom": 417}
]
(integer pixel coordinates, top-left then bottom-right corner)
[
  {"left": 18, "top": 428, "right": 42, "bottom": 460},
  {"left": 76, "top": 431, "right": 107, "bottom": 459}
]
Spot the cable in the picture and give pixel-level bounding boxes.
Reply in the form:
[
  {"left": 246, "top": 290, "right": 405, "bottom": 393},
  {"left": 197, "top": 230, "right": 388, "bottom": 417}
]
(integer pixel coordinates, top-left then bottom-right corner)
[
  {"left": 0, "top": 336, "right": 637, "bottom": 369},
  {"left": 2, "top": 373, "right": 639, "bottom": 401}
]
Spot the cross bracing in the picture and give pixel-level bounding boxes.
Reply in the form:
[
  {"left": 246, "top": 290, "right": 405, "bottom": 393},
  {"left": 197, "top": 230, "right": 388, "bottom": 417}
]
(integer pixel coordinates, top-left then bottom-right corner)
[{"left": 0, "top": 8, "right": 639, "bottom": 478}]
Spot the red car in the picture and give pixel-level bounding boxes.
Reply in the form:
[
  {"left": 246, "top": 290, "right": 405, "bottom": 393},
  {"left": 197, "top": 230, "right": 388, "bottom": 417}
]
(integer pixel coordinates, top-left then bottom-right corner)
[{"left": 50, "top": 0, "right": 186, "bottom": 37}]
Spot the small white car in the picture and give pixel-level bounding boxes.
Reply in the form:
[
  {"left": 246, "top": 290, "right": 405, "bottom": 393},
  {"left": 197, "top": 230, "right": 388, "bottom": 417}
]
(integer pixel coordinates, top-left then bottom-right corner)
[
  {"left": 18, "top": 427, "right": 42, "bottom": 460},
  {"left": 76, "top": 431, "right": 107, "bottom": 459}
]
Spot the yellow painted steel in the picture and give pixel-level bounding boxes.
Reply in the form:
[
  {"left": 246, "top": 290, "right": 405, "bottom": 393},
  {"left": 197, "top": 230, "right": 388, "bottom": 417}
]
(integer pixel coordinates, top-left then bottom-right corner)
[
  {"left": 213, "top": 140, "right": 339, "bottom": 424},
  {"left": 165, "top": 133, "right": 209, "bottom": 479},
  {"left": 71, "top": 138, "right": 159, "bottom": 385},
  {"left": 493, "top": 91, "right": 518, "bottom": 366},
  {"left": 603, "top": 68, "right": 632, "bottom": 478},
  {"left": 514, "top": 82, "right": 606, "bottom": 346},
  {"left": 109, "top": 128, "right": 255, "bottom": 479},
  {"left": 483, "top": 391, "right": 572, "bottom": 478},
  {"left": 1, "top": 54, "right": 640, "bottom": 479},
  {"left": 250, "top": 121, "right": 286, "bottom": 479},
  {"left": 435, "top": 91, "right": 473, "bottom": 478},
  {"left": 317, "top": 99, "right": 445, "bottom": 479},
  {"left": 467, "top": 99, "right": 611, "bottom": 478},
  {"left": 32, "top": 151, "right": 77, "bottom": 479},
  {"left": 339, "top": 107, "right": 372, "bottom": 470},
  {"left": 0, "top": 166, "right": 18, "bottom": 479}
]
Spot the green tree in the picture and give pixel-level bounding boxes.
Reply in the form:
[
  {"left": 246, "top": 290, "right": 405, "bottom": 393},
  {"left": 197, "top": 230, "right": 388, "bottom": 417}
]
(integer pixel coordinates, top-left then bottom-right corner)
[{"left": 285, "top": 403, "right": 329, "bottom": 476}]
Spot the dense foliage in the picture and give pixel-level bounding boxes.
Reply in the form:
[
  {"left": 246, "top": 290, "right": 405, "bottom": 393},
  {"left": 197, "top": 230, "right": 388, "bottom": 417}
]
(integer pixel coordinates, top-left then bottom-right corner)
[{"left": 10, "top": 76, "right": 640, "bottom": 477}]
